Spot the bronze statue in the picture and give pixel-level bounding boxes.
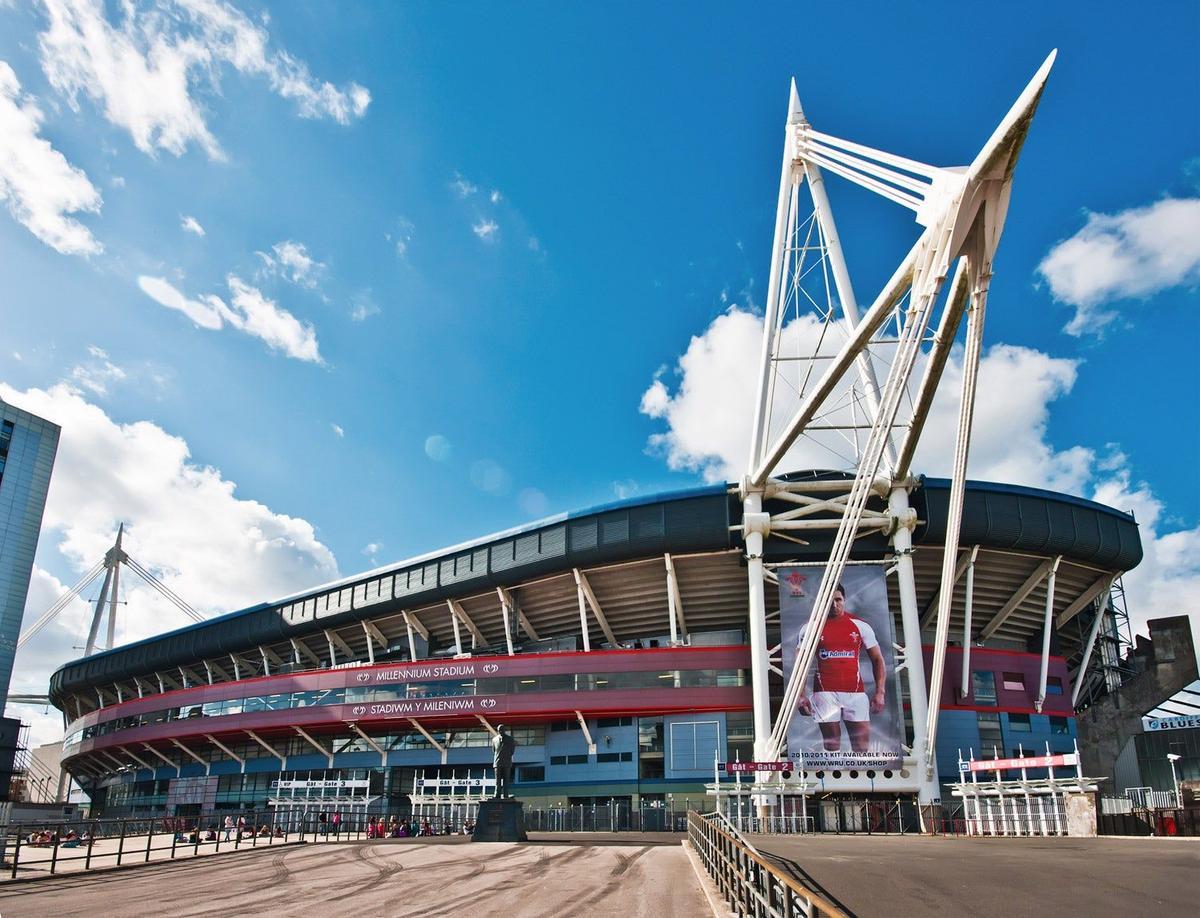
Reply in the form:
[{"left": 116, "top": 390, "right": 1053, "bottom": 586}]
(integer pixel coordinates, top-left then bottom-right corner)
[{"left": 492, "top": 724, "right": 516, "bottom": 798}]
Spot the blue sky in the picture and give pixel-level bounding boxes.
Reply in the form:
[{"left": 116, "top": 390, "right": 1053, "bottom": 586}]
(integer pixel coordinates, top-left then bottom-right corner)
[{"left": 2, "top": 1, "right": 1198, "bottom": 740}]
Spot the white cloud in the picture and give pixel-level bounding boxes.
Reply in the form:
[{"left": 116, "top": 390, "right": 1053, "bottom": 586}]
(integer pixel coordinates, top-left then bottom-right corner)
[
  {"left": 528, "top": 235, "right": 541, "bottom": 253},
  {"left": 226, "top": 274, "right": 322, "bottom": 363},
  {"left": 110, "top": 175, "right": 124, "bottom": 188},
  {"left": 0, "top": 60, "right": 102, "bottom": 255},
  {"left": 911, "top": 343, "right": 1094, "bottom": 494},
  {"left": 257, "top": 239, "right": 323, "bottom": 288},
  {"left": 640, "top": 305, "right": 1200, "bottom": 644},
  {"left": 331, "top": 423, "right": 344, "bottom": 438},
  {"left": 450, "top": 173, "right": 477, "bottom": 198},
  {"left": 518, "top": 487, "right": 548, "bottom": 518},
  {"left": 137, "top": 274, "right": 228, "bottom": 330},
  {"left": 0, "top": 381, "right": 340, "bottom": 744},
  {"left": 424, "top": 434, "right": 451, "bottom": 462},
  {"left": 490, "top": 189, "right": 502, "bottom": 204},
  {"left": 470, "top": 459, "right": 511, "bottom": 496},
  {"left": 391, "top": 217, "right": 414, "bottom": 257},
  {"left": 639, "top": 308, "right": 1093, "bottom": 491},
  {"left": 37, "top": 0, "right": 370, "bottom": 161},
  {"left": 69, "top": 346, "right": 127, "bottom": 396},
  {"left": 612, "top": 479, "right": 639, "bottom": 500},
  {"left": 180, "top": 214, "right": 205, "bottom": 236},
  {"left": 349, "top": 290, "right": 380, "bottom": 322},
  {"left": 472, "top": 219, "right": 499, "bottom": 242},
  {"left": 361, "top": 542, "right": 381, "bottom": 559},
  {"left": 1092, "top": 470, "right": 1200, "bottom": 647},
  {"left": 137, "top": 274, "right": 322, "bottom": 363},
  {"left": 1038, "top": 197, "right": 1200, "bottom": 336},
  {"left": 639, "top": 308, "right": 762, "bottom": 482}
]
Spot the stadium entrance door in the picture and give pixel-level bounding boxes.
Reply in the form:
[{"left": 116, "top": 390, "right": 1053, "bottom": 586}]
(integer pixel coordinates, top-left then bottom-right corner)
[
  {"left": 953, "top": 743, "right": 1099, "bottom": 837},
  {"left": 268, "top": 774, "right": 379, "bottom": 832}
]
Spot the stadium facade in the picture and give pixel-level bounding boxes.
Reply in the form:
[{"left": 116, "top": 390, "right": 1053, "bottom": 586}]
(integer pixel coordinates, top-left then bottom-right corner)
[{"left": 48, "top": 472, "right": 1141, "bottom": 820}]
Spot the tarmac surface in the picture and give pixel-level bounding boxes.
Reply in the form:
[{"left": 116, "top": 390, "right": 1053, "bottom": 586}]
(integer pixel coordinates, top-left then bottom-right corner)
[
  {"left": 752, "top": 833, "right": 1200, "bottom": 917},
  {"left": 0, "top": 834, "right": 708, "bottom": 918}
]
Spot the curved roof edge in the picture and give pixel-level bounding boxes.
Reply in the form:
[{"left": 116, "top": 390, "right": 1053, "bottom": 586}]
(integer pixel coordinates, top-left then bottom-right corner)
[
  {"left": 58, "top": 481, "right": 731, "bottom": 668},
  {"left": 48, "top": 473, "right": 1143, "bottom": 704}
]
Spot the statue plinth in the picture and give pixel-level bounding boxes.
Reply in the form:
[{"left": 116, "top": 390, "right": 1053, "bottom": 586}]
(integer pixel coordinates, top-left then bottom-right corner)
[{"left": 472, "top": 797, "right": 528, "bottom": 842}]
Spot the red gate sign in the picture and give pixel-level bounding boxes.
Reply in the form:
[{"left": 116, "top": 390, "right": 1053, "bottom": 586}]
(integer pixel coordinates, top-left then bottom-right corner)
[
  {"left": 968, "top": 753, "right": 1077, "bottom": 772},
  {"left": 724, "top": 761, "right": 790, "bottom": 773}
]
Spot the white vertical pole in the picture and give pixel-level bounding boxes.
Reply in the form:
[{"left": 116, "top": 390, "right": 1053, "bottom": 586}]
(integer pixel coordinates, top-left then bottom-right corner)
[
  {"left": 926, "top": 278, "right": 986, "bottom": 755},
  {"left": 107, "top": 554, "right": 121, "bottom": 652},
  {"left": 1036, "top": 557, "right": 1061, "bottom": 711},
  {"left": 744, "top": 492, "right": 774, "bottom": 819},
  {"left": 889, "top": 486, "right": 939, "bottom": 810},
  {"left": 361, "top": 622, "right": 375, "bottom": 665},
  {"left": 84, "top": 564, "right": 115, "bottom": 656},
  {"left": 665, "top": 555, "right": 679, "bottom": 646},
  {"left": 748, "top": 85, "right": 803, "bottom": 470},
  {"left": 959, "top": 546, "right": 980, "bottom": 697},
  {"left": 498, "top": 593, "right": 515, "bottom": 657},
  {"left": 450, "top": 609, "right": 463, "bottom": 656},
  {"left": 1070, "top": 582, "right": 1113, "bottom": 706},
  {"left": 576, "top": 582, "right": 591, "bottom": 653},
  {"left": 1019, "top": 744, "right": 1031, "bottom": 836}
]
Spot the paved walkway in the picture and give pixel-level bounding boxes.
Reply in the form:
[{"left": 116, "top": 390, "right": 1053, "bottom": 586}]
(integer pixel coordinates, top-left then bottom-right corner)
[
  {"left": 0, "top": 835, "right": 708, "bottom": 917},
  {"left": 752, "top": 833, "right": 1200, "bottom": 917}
]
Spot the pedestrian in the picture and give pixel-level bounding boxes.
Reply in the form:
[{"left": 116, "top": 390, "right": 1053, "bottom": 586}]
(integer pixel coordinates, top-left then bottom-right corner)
[
  {"left": 223, "top": 814, "right": 234, "bottom": 841},
  {"left": 332, "top": 811, "right": 341, "bottom": 837}
]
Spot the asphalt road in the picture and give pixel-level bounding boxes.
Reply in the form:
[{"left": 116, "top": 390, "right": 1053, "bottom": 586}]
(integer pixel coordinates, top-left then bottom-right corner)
[
  {"left": 0, "top": 835, "right": 708, "bottom": 918},
  {"left": 752, "top": 833, "right": 1200, "bottom": 917}
]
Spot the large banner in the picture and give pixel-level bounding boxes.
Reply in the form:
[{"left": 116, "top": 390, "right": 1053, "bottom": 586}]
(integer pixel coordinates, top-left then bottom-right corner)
[{"left": 779, "top": 565, "right": 902, "bottom": 770}]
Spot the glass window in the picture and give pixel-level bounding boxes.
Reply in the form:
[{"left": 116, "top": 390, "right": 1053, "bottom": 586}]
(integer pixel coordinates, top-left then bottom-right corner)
[
  {"left": 1049, "top": 716, "right": 1070, "bottom": 735},
  {"left": 1001, "top": 672, "right": 1025, "bottom": 692},
  {"left": 639, "top": 717, "right": 664, "bottom": 753},
  {"left": 549, "top": 756, "right": 566, "bottom": 766},
  {"left": 1046, "top": 677, "right": 1064, "bottom": 696},
  {"left": 972, "top": 672, "right": 997, "bottom": 706},
  {"left": 597, "top": 716, "right": 633, "bottom": 728},
  {"left": 516, "top": 766, "right": 544, "bottom": 782},
  {"left": 1008, "top": 713, "right": 1031, "bottom": 732},
  {"left": 978, "top": 712, "right": 1003, "bottom": 752},
  {"left": 566, "top": 754, "right": 589, "bottom": 765}
]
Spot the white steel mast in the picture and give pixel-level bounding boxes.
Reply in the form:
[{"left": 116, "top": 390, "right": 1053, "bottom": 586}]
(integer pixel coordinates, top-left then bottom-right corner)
[{"left": 743, "top": 52, "right": 1057, "bottom": 817}]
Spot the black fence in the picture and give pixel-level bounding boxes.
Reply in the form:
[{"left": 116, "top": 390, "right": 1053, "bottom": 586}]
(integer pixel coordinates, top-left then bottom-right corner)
[
  {"left": 4, "top": 811, "right": 293, "bottom": 878},
  {"left": 522, "top": 805, "right": 690, "bottom": 833},
  {"left": 2, "top": 810, "right": 484, "bottom": 877},
  {"left": 1098, "top": 807, "right": 1200, "bottom": 837}
]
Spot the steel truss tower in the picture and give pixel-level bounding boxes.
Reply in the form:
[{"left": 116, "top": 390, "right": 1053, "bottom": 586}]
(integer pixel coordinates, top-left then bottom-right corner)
[{"left": 742, "top": 52, "right": 1057, "bottom": 814}]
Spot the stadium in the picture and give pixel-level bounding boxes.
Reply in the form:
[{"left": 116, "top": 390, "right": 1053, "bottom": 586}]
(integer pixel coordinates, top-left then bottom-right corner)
[
  {"left": 43, "top": 52, "right": 1144, "bottom": 834},
  {"left": 47, "top": 471, "right": 1140, "bottom": 825}
]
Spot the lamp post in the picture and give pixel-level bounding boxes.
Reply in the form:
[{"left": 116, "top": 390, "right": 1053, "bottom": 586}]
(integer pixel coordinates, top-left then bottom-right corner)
[{"left": 1167, "top": 753, "right": 1182, "bottom": 808}]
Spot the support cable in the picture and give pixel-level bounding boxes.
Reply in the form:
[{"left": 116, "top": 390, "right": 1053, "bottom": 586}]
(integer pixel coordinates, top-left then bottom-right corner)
[{"left": 16, "top": 560, "right": 106, "bottom": 649}]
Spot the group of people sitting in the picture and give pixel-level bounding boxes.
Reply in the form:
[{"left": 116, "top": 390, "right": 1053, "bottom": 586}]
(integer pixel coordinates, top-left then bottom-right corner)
[
  {"left": 25, "top": 828, "right": 89, "bottom": 848},
  {"left": 363, "top": 815, "right": 475, "bottom": 838}
]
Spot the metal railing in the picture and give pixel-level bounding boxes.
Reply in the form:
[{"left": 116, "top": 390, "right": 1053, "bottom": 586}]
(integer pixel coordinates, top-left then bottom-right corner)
[
  {"left": 523, "top": 805, "right": 689, "bottom": 833},
  {"left": 687, "top": 812, "right": 846, "bottom": 917},
  {"left": 723, "top": 815, "right": 815, "bottom": 835},
  {"left": 1098, "top": 807, "right": 1200, "bottom": 838},
  {"left": 4, "top": 812, "right": 295, "bottom": 878}
]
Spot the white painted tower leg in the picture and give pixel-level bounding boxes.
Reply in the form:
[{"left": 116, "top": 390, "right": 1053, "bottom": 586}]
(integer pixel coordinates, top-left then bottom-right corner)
[
  {"left": 743, "top": 490, "right": 775, "bottom": 819},
  {"left": 889, "top": 485, "right": 941, "bottom": 819}
]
